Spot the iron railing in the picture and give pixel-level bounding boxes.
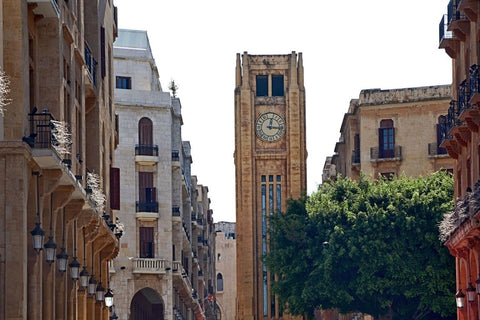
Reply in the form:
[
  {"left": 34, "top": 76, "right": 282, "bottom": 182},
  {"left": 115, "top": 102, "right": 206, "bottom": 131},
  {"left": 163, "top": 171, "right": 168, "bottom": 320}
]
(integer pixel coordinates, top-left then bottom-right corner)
[
  {"left": 84, "top": 42, "right": 97, "bottom": 87},
  {"left": 439, "top": 14, "right": 453, "bottom": 43},
  {"left": 136, "top": 201, "right": 158, "bottom": 213},
  {"left": 428, "top": 142, "right": 448, "bottom": 156},
  {"left": 135, "top": 144, "right": 159, "bottom": 156},
  {"left": 469, "top": 65, "right": 480, "bottom": 100},
  {"left": 370, "top": 146, "right": 402, "bottom": 160},
  {"left": 26, "top": 110, "right": 56, "bottom": 149}
]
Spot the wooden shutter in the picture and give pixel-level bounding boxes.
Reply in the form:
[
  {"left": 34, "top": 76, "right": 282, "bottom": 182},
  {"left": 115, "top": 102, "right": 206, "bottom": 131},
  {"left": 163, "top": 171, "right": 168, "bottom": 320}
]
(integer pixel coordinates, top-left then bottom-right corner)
[
  {"left": 140, "top": 227, "right": 154, "bottom": 258},
  {"left": 138, "top": 117, "right": 153, "bottom": 146},
  {"left": 138, "top": 172, "right": 153, "bottom": 203},
  {"left": 100, "top": 26, "right": 106, "bottom": 78},
  {"left": 110, "top": 167, "right": 120, "bottom": 210}
]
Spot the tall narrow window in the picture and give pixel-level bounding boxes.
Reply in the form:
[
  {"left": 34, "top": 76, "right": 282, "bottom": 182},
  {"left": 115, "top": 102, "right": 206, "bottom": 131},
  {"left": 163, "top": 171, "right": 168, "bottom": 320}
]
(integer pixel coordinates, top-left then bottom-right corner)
[
  {"left": 256, "top": 75, "right": 268, "bottom": 97},
  {"left": 379, "top": 119, "right": 394, "bottom": 158},
  {"left": 271, "top": 75, "right": 284, "bottom": 96},
  {"left": 138, "top": 172, "right": 156, "bottom": 212},
  {"left": 217, "top": 273, "right": 224, "bottom": 292},
  {"left": 436, "top": 115, "right": 447, "bottom": 155},
  {"left": 138, "top": 117, "right": 153, "bottom": 155},
  {"left": 139, "top": 227, "right": 154, "bottom": 258}
]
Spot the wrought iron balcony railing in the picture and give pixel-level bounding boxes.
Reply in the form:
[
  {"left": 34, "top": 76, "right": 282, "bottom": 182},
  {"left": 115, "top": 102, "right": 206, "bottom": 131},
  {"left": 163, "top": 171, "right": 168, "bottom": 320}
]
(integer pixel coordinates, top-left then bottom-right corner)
[
  {"left": 439, "top": 14, "right": 453, "bottom": 43},
  {"left": 172, "top": 150, "right": 180, "bottom": 161},
  {"left": 469, "top": 65, "right": 480, "bottom": 101},
  {"left": 136, "top": 201, "right": 159, "bottom": 213},
  {"left": 84, "top": 42, "right": 97, "bottom": 87},
  {"left": 370, "top": 146, "right": 402, "bottom": 161},
  {"left": 26, "top": 110, "right": 55, "bottom": 149},
  {"left": 135, "top": 144, "right": 159, "bottom": 156},
  {"left": 428, "top": 143, "right": 448, "bottom": 156}
]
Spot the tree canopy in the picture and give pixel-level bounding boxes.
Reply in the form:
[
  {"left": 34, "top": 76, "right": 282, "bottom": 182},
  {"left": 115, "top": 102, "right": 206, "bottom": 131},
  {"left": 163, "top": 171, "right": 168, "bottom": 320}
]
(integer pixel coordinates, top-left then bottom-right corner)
[{"left": 265, "top": 171, "right": 456, "bottom": 320}]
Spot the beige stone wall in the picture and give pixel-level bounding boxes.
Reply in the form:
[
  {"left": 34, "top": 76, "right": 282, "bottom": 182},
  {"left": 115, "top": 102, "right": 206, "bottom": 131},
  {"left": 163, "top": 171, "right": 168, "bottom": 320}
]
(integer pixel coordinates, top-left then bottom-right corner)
[
  {"left": 215, "top": 228, "right": 237, "bottom": 320},
  {"left": 327, "top": 85, "right": 453, "bottom": 181}
]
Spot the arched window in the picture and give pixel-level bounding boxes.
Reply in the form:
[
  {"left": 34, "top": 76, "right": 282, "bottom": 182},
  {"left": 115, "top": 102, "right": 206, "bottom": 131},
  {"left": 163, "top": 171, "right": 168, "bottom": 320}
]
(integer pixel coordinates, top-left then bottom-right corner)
[
  {"left": 217, "top": 273, "right": 224, "bottom": 292},
  {"left": 379, "top": 119, "right": 394, "bottom": 158},
  {"left": 138, "top": 117, "right": 153, "bottom": 155}
]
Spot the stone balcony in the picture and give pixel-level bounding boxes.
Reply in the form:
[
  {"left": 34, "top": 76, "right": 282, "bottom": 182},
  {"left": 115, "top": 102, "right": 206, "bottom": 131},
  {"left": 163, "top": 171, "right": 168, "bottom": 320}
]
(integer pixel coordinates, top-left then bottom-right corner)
[{"left": 131, "top": 258, "right": 168, "bottom": 275}]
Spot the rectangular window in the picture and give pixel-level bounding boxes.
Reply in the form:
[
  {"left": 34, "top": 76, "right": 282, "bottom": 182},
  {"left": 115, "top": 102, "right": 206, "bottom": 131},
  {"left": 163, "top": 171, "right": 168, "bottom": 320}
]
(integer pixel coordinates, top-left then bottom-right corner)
[
  {"left": 379, "top": 127, "right": 395, "bottom": 158},
  {"left": 256, "top": 75, "right": 268, "bottom": 97},
  {"left": 116, "top": 76, "right": 131, "bottom": 89},
  {"left": 271, "top": 75, "right": 284, "bottom": 96},
  {"left": 140, "top": 227, "right": 154, "bottom": 258}
]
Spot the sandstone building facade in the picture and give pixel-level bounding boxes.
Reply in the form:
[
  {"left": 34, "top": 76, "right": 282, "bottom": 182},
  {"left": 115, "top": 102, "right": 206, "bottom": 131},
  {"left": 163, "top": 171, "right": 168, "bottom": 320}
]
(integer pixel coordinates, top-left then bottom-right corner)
[
  {"left": 323, "top": 85, "right": 454, "bottom": 182},
  {"left": 215, "top": 222, "right": 236, "bottom": 320},
  {"left": 438, "top": 1, "right": 480, "bottom": 319},
  {"left": 0, "top": 0, "right": 121, "bottom": 319},
  {"left": 234, "top": 52, "right": 307, "bottom": 320},
  {"left": 111, "top": 29, "right": 217, "bottom": 320}
]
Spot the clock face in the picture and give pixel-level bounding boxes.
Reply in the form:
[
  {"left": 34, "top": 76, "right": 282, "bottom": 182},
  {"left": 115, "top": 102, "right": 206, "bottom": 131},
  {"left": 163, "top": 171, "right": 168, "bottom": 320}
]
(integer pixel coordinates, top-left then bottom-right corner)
[{"left": 255, "top": 112, "right": 286, "bottom": 142}]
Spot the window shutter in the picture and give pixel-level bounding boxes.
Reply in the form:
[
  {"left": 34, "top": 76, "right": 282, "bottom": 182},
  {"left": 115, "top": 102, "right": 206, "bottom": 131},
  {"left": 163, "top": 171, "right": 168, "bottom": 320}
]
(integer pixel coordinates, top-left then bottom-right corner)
[
  {"left": 101, "top": 26, "right": 106, "bottom": 78},
  {"left": 110, "top": 167, "right": 120, "bottom": 210}
]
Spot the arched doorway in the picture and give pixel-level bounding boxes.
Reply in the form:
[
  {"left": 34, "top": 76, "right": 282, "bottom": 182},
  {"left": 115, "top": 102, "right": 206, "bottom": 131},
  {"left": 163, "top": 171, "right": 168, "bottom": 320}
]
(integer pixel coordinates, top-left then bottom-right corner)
[{"left": 130, "top": 287, "right": 164, "bottom": 320}]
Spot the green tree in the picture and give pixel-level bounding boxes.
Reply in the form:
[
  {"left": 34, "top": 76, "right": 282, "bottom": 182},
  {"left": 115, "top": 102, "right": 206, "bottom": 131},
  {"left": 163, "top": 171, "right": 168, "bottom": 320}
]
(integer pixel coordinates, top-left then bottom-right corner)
[{"left": 265, "top": 171, "right": 456, "bottom": 320}]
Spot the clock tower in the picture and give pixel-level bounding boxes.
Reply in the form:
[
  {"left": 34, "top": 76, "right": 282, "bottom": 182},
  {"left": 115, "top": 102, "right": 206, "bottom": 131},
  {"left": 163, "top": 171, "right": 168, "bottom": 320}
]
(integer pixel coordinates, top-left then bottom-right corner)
[{"left": 234, "top": 52, "right": 307, "bottom": 320}]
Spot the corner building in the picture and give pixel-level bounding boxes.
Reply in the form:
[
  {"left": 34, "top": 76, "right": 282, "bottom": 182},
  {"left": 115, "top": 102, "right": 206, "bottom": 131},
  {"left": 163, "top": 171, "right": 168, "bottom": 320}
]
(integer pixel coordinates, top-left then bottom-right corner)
[
  {"left": 234, "top": 52, "right": 307, "bottom": 320},
  {"left": 323, "top": 85, "right": 453, "bottom": 182},
  {"left": 439, "top": 0, "right": 480, "bottom": 319},
  {"left": 111, "top": 29, "right": 217, "bottom": 320}
]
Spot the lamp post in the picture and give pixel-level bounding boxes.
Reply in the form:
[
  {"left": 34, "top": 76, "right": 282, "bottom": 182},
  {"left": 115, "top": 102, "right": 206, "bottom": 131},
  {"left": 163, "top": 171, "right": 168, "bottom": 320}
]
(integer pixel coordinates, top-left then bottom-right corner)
[{"left": 30, "top": 172, "right": 45, "bottom": 253}]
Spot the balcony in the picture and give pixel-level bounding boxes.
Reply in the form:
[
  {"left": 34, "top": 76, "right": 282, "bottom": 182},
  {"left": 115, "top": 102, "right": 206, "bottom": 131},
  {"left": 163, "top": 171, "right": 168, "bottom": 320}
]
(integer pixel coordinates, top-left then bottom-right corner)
[
  {"left": 135, "top": 144, "right": 159, "bottom": 165},
  {"left": 172, "top": 150, "right": 180, "bottom": 168},
  {"left": 172, "top": 261, "right": 194, "bottom": 302},
  {"left": 428, "top": 143, "right": 448, "bottom": 157},
  {"left": 172, "top": 206, "right": 181, "bottom": 223},
  {"left": 370, "top": 146, "right": 402, "bottom": 162},
  {"left": 131, "top": 258, "right": 167, "bottom": 275},
  {"left": 457, "top": 0, "right": 479, "bottom": 21},
  {"left": 84, "top": 42, "right": 97, "bottom": 104},
  {"left": 439, "top": 14, "right": 459, "bottom": 59},
  {"left": 447, "top": 0, "right": 470, "bottom": 38},
  {"left": 469, "top": 65, "right": 480, "bottom": 106},
  {"left": 28, "top": 0, "right": 59, "bottom": 18}
]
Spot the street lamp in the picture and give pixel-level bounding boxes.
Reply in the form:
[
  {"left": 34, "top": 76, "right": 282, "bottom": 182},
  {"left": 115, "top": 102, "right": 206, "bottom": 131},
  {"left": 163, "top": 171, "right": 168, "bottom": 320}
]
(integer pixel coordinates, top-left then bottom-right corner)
[
  {"left": 105, "top": 288, "right": 114, "bottom": 308},
  {"left": 79, "top": 227, "right": 90, "bottom": 288},
  {"left": 57, "top": 208, "right": 69, "bottom": 273},
  {"left": 30, "top": 172, "right": 45, "bottom": 253},
  {"left": 456, "top": 289, "right": 466, "bottom": 308},
  {"left": 467, "top": 283, "right": 476, "bottom": 302},
  {"left": 69, "top": 220, "right": 81, "bottom": 281},
  {"left": 44, "top": 193, "right": 57, "bottom": 265}
]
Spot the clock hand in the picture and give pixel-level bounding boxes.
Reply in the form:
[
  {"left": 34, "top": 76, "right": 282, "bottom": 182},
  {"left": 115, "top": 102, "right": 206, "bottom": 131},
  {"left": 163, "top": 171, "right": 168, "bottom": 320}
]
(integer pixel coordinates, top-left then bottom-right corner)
[{"left": 268, "top": 118, "right": 273, "bottom": 129}]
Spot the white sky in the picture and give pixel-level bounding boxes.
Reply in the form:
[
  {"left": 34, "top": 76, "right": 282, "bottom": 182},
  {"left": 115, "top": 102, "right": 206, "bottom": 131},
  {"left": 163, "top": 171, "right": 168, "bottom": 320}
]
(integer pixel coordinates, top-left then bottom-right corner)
[{"left": 115, "top": 0, "right": 452, "bottom": 223}]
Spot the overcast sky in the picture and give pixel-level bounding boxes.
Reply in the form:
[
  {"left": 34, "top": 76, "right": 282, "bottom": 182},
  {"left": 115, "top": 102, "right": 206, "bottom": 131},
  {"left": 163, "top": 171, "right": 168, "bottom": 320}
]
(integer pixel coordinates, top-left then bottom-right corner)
[{"left": 114, "top": 0, "right": 452, "bottom": 223}]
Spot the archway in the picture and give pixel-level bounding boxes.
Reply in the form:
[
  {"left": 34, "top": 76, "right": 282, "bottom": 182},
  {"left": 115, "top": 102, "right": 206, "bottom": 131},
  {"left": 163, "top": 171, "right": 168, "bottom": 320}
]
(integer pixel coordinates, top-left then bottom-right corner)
[{"left": 130, "top": 287, "right": 164, "bottom": 320}]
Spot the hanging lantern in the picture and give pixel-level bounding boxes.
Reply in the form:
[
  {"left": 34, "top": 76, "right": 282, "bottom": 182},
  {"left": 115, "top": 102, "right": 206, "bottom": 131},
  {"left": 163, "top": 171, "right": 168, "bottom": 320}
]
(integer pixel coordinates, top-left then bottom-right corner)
[
  {"left": 79, "top": 266, "right": 90, "bottom": 288},
  {"left": 57, "top": 247, "right": 69, "bottom": 273},
  {"left": 31, "top": 222, "right": 45, "bottom": 253},
  {"left": 96, "top": 282, "right": 105, "bottom": 303},
  {"left": 467, "top": 283, "right": 476, "bottom": 302},
  {"left": 105, "top": 288, "right": 114, "bottom": 307},
  {"left": 69, "top": 257, "right": 81, "bottom": 281},
  {"left": 456, "top": 289, "right": 466, "bottom": 308},
  {"left": 88, "top": 275, "right": 98, "bottom": 295},
  {"left": 44, "top": 236, "right": 57, "bottom": 264}
]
